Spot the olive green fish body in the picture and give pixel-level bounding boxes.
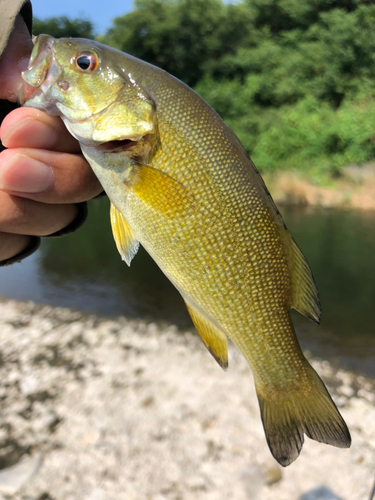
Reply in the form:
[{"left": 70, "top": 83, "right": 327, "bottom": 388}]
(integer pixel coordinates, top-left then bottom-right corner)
[
  {"left": 21, "top": 36, "right": 351, "bottom": 466},
  {"left": 84, "top": 68, "right": 310, "bottom": 384}
]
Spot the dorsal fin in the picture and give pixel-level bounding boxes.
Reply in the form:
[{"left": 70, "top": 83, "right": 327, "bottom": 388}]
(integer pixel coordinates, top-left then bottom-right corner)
[
  {"left": 184, "top": 299, "right": 228, "bottom": 370},
  {"left": 283, "top": 230, "right": 321, "bottom": 323},
  {"left": 256, "top": 175, "right": 321, "bottom": 324}
]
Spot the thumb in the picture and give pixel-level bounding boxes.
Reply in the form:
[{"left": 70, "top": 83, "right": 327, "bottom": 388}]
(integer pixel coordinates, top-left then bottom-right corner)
[{"left": 0, "top": 15, "right": 33, "bottom": 102}]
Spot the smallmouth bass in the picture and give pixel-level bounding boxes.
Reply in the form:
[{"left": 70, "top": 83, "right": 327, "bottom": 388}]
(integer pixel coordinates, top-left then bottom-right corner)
[{"left": 21, "top": 35, "right": 351, "bottom": 466}]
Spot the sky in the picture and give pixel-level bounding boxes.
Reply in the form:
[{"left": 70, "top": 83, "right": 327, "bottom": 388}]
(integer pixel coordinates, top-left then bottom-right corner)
[{"left": 31, "top": 0, "right": 134, "bottom": 35}]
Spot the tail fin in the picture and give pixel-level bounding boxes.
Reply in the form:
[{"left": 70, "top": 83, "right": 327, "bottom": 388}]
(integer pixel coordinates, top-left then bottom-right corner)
[{"left": 256, "top": 366, "right": 351, "bottom": 467}]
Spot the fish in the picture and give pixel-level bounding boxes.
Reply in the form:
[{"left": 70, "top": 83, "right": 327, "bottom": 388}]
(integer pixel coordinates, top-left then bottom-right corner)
[{"left": 20, "top": 35, "right": 351, "bottom": 466}]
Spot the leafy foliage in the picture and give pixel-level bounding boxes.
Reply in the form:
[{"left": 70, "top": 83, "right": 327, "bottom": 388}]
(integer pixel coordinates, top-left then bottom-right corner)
[
  {"left": 33, "top": 16, "right": 95, "bottom": 39},
  {"left": 100, "top": 0, "right": 254, "bottom": 87},
  {"left": 40, "top": 1, "right": 375, "bottom": 179}
]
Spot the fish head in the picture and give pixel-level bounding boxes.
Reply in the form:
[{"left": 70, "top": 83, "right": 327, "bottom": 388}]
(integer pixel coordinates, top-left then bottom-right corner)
[{"left": 20, "top": 35, "right": 156, "bottom": 149}]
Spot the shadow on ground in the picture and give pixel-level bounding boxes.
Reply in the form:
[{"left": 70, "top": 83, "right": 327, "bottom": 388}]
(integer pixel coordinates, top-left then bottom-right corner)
[{"left": 299, "top": 486, "right": 344, "bottom": 500}]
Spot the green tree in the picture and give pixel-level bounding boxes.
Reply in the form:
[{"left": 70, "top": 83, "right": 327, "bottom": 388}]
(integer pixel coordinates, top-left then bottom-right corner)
[
  {"left": 33, "top": 16, "right": 95, "bottom": 39},
  {"left": 57, "top": 0, "right": 375, "bottom": 179},
  {"left": 247, "top": 0, "right": 360, "bottom": 33},
  {"left": 101, "top": 0, "right": 253, "bottom": 87}
]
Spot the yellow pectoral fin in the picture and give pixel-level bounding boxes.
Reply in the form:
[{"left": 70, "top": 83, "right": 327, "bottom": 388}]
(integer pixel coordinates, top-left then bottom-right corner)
[
  {"left": 184, "top": 299, "right": 228, "bottom": 370},
  {"left": 127, "top": 163, "right": 194, "bottom": 218},
  {"left": 110, "top": 203, "right": 139, "bottom": 266}
]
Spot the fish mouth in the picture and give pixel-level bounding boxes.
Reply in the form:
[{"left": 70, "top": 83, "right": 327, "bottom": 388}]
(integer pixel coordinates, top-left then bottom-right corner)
[
  {"left": 25, "top": 35, "right": 55, "bottom": 87},
  {"left": 18, "top": 82, "right": 38, "bottom": 106},
  {"left": 97, "top": 138, "right": 135, "bottom": 152},
  {"left": 96, "top": 134, "right": 155, "bottom": 160},
  {"left": 18, "top": 35, "right": 62, "bottom": 107}
]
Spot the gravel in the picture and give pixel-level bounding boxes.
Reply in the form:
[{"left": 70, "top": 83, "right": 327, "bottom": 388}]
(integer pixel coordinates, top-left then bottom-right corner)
[{"left": 0, "top": 298, "right": 374, "bottom": 500}]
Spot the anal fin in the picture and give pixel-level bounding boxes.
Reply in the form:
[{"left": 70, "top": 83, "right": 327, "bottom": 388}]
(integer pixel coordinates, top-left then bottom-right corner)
[
  {"left": 184, "top": 299, "right": 228, "bottom": 370},
  {"left": 110, "top": 202, "right": 139, "bottom": 266}
]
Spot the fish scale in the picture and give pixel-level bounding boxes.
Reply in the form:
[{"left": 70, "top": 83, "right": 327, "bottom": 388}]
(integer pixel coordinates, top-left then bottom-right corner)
[
  {"left": 21, "top": 35, "right": 351, "bottom": 466},
  {"left": 126, "top": 110, "right": 317, "bottom": 392}
]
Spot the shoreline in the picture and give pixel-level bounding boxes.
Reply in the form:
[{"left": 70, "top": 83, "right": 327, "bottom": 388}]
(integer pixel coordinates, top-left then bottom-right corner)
[
  {"left": 264, "top": 168, "right": 375, "bottom": 210},
  {"left": 0, "top": 298, "right": 374, "bottom": 499}
]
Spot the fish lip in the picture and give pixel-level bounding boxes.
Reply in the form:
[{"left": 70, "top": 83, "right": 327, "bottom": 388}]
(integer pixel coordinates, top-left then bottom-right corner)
[
  {"left": 19, "top": 35, "right": 62, "bottom": 106},
  {"left": 17, "top": 82, "right": 38, "bottom": 106},
  {"left": 28, "top": 34, "right": 55, "bottom": 71},
  {"left": 22, "top": 35, "right": 55, "bottom": 88}
]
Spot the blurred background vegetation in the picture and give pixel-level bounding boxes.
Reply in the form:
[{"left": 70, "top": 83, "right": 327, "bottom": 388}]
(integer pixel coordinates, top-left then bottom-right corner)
[{"left": 33, "top": 0, "right": 375, "bottom": 183}]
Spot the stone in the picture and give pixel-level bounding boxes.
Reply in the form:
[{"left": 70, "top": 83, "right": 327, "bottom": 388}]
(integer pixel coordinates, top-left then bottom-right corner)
[
  {"left": 20, "top": 375, "right": 39, "bottom": 397},
  {"left": 86, "top": 488, "right": 106, "bottom": 500},
  {"left": 339, "top": 385, "right": 355, "bottom": 398},
  {"left": 299, "top": 485, "right": 345, "bottom": 500},
  {"left": 186, "top": 474, "right": 206, "bottom": 491},
  {"left": 358, "top": 389, "right": 375, "bottom": 403},
  {"left": 0, "top": 454, "right": 42, "bottom": 495},
  {"left": 260, "top": 461, "right": 283, "bottom": 485},
  {"left": 238, "top": 464, "right": 264, "bottom": 498}
]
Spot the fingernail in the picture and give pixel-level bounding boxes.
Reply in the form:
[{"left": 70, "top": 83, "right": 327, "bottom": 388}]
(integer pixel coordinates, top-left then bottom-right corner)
[
  {"left": 0, "top": 153, "right": 54, "bottom": 192},
  {"left": 1, "top": 117, "right": 58, "bottom": 149}
]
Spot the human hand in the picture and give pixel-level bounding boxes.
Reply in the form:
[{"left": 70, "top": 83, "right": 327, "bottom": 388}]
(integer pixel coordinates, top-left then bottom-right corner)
[{"left": 0, "top": 15, "right": 102, "bottom": 264}]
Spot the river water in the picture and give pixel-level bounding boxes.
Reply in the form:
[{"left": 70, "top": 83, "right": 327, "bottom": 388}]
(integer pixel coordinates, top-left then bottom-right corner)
[{"left": 1, "top": 198, "right": 374, "bottom": 376}]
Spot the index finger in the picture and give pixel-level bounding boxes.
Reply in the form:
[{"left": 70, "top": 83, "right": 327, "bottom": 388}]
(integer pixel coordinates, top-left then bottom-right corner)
[
  {"left": 1, "top": 107, "right": 81, "bottom": 153},
  {"left": 0, "top": 147, "right": 103, "bottom": 204}
]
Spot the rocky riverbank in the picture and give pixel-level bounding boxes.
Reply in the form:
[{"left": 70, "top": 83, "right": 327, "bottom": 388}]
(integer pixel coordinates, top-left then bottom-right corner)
[
  {"left": 265, "top": 165, "right": 375, "bottom": 210},
  {"left": 0, "top": 298, "right": 374, "bottom": 500}
]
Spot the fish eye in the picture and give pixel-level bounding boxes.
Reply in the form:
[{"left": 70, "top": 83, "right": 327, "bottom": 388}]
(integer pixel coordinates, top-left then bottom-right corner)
[{"left": 75, "top": 51, "right": 99, "bottom": 72}]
